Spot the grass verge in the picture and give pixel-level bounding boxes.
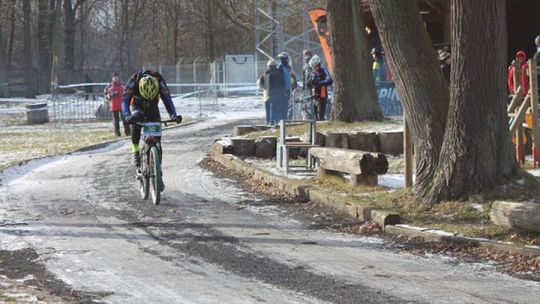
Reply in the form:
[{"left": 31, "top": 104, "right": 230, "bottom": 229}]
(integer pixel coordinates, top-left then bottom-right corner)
[
  {"left": 245, "top": 119, "right": 403, "bottom": 139},
  {"left": 302, "top": 170, "right": 540, "bottom": 246},
  {"left": 0, "top": 121, "right": 117, "bottom": 170},
  {"left": 0, "top": 118, "right": 199, "bottom": 171}
]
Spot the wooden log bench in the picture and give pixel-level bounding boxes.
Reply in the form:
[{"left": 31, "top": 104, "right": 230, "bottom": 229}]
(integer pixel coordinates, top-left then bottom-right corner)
[{"left": 310, "top": 147, "right": 388, "bottom": 186}]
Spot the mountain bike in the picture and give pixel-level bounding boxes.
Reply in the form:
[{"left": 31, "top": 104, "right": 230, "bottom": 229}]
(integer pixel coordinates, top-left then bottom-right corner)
[
  {"left": 135, "top": 120, "right": 176, "bottom": 205},
  {"left": 292, "top": 89, "right": 316, "bottom": 120}
]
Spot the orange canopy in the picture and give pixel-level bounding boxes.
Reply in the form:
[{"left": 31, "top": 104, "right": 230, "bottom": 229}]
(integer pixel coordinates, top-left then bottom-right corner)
[{"left": 308, "top": 8, "right": 333, "bottom": 72}]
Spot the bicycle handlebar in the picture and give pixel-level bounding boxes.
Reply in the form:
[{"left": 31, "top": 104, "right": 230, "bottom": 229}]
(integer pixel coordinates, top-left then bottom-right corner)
[{"left": 135, "top": 119, "right": 179, "bottom": 126}]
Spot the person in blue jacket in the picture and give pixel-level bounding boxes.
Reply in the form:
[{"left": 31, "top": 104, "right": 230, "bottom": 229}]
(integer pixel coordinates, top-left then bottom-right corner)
[
  {"left": 307, "top": 55, "right": 333, "bottom": 121},
  {"left": 371, "top": 47, "right": 388, "bottom": 83},
  {"left": 258, "top": 60, "right": 286, "bottom": 125},
  {"left": 276, "top": 52, "right": 297, "bottom": 121}
]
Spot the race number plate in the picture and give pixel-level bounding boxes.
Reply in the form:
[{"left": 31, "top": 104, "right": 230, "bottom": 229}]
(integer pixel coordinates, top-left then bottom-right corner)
[{"left": 142, "top": 122, "right": 162, "bottom": 137}]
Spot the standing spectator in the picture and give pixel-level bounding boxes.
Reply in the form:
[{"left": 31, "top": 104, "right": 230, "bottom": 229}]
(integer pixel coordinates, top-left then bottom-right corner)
[
  {"left": 301, "top": 49, "right": 315, "bottom": 119},
  {"left": 507, "top": 50, "right": 529, "bottom": 96},
  {"left": 277, "top": 52, "right": 297, "bottom": 120},
  {"left": 104, "top": 73, "right": 129, "bottom": 136},
  {"left": 258, "top": 60, "right": 285, "bottom": 125},
  {"left": 302, "top": 49, "right": 313, "bottom": 93},
  {"left": 438, "top": 49, "right": 451, "bottom": 83},
  {"left": 308, "top": 55, "right": 333, "bottom": 121},
  {"left": 84, "top": 74, "right": 96, "bottom": 100},
  {"left": 371, "top": 47, "right": 388, "bottom": 83}
]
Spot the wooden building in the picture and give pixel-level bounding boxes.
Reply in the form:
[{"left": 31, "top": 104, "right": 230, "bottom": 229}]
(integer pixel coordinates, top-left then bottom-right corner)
[{"left": 362, "top": 0, "right": 540, "bottom": 61}]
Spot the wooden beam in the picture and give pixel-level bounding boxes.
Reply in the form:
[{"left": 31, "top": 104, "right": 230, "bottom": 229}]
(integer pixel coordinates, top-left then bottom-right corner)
[
  {"left": 509, "top": 95, "right": 530, "bottom": 134},
  {"left": 310, "top": 147, "right": 388, "bottom": 175},
  {"left": 507, "top": 85, "right": 523, "bottom": 113}
]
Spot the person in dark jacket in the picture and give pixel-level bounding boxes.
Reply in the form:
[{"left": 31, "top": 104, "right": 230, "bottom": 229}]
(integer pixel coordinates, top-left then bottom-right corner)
[
  {"left": 258, "top": 60, "right": 285, "bottom": 125},
  {"left": 84, "top": 74, "right": 96, "bottom": 101},
  {"left": 302, "top": 49, "right": 313, "bottom": 93},
  {"left": 371, "top": 47, "right": 387, "bottom": 83},
  {"left": 307, "top": 55, "right": 333, "bottom": 121},
  {"left": 438, "top": 49, "right": 451, "bottom": 84}
]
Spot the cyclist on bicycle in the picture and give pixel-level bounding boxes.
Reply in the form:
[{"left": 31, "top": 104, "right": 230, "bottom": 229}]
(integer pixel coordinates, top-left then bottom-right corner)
[{"left": 122, "top": 70, "right": 182, "bottom": 168}]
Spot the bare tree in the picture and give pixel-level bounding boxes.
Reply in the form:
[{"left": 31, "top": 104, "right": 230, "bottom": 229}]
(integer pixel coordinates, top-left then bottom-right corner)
[
  {"left": 63, "top": 0, "right": 76, "bottom": 76},
  {"left": 369, "top": 0, "right": 449, "bottom": 199},
  {"left": 6, "top": 5, "right": 16, "bottom": 68},
  {"left": 426, "top": 0, "right": 516, "bottom": 203},
  {"left": 37, "top": 0, "right": 55, "bottom": 93},
  {"left": 0, "top": 0, "right": 8, "bottom": 85},
  {"left": 328, "top": 0, "right": 382, "bottom": 122},
  {"left": 23, "top": 0, "right": 35, "bottom": 96}
]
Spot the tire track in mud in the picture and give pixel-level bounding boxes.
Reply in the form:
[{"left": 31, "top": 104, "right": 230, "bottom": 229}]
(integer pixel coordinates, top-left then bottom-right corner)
[{"left": 85, "top": 120, "right": 410, "bottom": 304}]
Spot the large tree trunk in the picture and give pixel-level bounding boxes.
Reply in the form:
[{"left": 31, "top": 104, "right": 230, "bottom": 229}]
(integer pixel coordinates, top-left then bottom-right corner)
[
  {"left": 7, "top": 6, "right": 15, "bottom": 68},
  {"left": 78, "top": 0, "right": 85, "bottom": 70},
  {"left": 38, "top": 0, "right": 55, "bottom": 94},
  {"left": 63, "top": 0, "right": 76, "bottom": 77},
  {"left": 368, "top": 0, "right": 449, "bottom": 198},
  {"left": 205, "top": 0, "right": 216, "bottom": 60},
  {"left": 0, "top": 0, "right": 7, "bottom": 85},
  {"left": 23, "top": 0, "right": 35, "bottom": 97},
  {"left": 119, "top": 0, "right": 129, "bottom": 70},
  {"left": 426, "top": 0, "right": 516, "bottom": 203},
  {"left": 328, "top": 0, "right": 382, "bottom": 122}
]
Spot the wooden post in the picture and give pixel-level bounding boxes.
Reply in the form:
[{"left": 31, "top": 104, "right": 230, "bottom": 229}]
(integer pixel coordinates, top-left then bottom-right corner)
[
  {"left": 529, "top": 59, "right": 540, "bottom": 167},
  {"left": 404, "top": 117, "right": 413, "bottom": 187}
]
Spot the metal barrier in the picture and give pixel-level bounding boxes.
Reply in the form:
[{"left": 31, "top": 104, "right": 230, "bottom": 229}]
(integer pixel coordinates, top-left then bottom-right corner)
[
  {"left": 51, "top": 83, "right": 109, "bottom": 123},
  {"left": 48, "top": 82, "right": 259, "bottom": 123}
]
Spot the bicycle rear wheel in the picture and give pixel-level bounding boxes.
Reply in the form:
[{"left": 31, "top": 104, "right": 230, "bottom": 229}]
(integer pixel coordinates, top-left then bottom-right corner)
[
  {"left": 138, "top": 151, "right": 149, "bottom": 200},
  {"left": 149, "top": 146, "right": 161, "bottom": 205}
]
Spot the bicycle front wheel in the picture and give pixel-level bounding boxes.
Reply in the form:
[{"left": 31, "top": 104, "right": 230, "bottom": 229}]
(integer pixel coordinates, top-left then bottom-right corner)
[
  {"left": 149, "top": 146, "right": 161, "bottom": 205},
  {"left": 138, "top": 151, "right": 149, "bottom": 200}
]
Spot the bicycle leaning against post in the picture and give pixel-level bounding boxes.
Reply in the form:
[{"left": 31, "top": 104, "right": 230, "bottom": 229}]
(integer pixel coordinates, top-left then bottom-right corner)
[{"left": 135, "top": 119, "right": 177, "bottom": 205}]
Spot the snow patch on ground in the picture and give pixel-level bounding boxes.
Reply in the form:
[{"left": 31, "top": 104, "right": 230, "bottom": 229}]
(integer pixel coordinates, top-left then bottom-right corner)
[
  {"left": 247, "top": 205, "right": 303, "bottom": 228},
  {"left": 378, "top": 174, "right": 405, "bottom": 189},
  {"left": 173, "top": 96, "right": 265, "bottom": 120}
]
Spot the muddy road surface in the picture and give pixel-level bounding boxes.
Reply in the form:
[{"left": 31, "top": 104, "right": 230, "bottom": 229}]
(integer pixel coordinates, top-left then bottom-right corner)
[{"left": 1, "top": 117, "right": 539, "bottom": 303}]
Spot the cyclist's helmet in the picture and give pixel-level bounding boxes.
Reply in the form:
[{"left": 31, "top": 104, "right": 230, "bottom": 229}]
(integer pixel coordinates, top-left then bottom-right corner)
[
  {"left": 267, "top": 59, "right": 277, "bottom": 67},
  {"left": 309, "top": 55, "right": 321, "bottom": 68},
  {"left": 535, "top": 35, "right": 540, "bottom": 47},
  {"left": 139, "top": 75, "right": 159, "bottom": 100}
]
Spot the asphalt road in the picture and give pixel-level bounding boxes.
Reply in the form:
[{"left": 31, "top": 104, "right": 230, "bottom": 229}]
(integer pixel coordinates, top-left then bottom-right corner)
[{"left": 1, "top": 117, "right": 539, "bottom": 303}]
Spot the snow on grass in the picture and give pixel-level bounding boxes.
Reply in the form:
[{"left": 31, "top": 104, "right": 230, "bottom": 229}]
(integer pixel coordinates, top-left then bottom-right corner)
[
  {"left": 0, "top": 94, "right": 265, "bottom": 172},
  {"left": 0, "top": 121, "right": 117, "bottom": 170}
]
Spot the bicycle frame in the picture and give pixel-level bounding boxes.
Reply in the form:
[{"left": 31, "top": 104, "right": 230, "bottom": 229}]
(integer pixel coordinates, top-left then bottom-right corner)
[{"left": 135, "top": 120, "right": 175, "bottom": 205}]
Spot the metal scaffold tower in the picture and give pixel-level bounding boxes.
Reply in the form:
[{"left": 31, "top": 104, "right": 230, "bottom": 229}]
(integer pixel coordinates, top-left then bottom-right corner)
[{"left": 255, "top": 0, "right": 325, "bottom": 74}]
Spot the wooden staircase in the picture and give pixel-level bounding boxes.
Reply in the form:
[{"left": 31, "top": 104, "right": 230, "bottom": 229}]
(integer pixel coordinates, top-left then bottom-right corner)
[{"left": 508, "top": 59, "right": 540, "bottom": 167}]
